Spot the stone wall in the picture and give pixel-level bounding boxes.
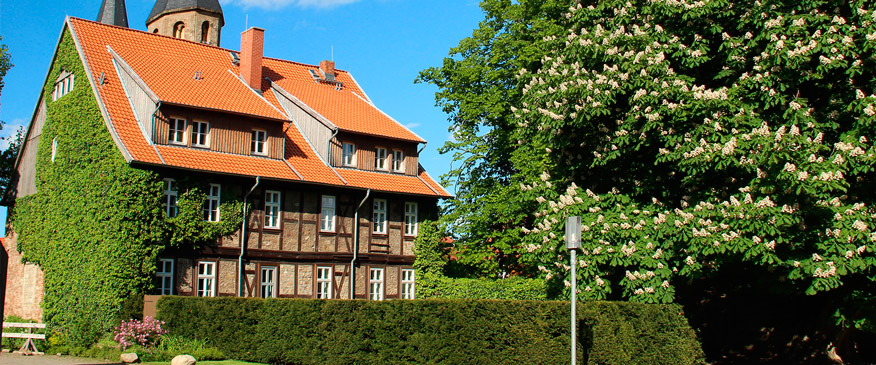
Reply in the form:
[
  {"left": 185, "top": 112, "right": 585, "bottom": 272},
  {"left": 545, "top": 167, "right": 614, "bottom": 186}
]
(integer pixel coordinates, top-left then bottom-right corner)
[{"left": 2, "top": 232, "right": 44, "bottom": 321}]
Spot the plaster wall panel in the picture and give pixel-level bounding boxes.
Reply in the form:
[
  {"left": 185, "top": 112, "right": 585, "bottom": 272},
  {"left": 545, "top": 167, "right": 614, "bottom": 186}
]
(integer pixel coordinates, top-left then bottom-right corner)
[
  {"left": 298, "top": 265, "right": 313, "bottom": 296},
  {"left": 355, "top": 266, "right": 368, "bottom": 297},
  {"left": 335, "top": 264, "right": 349, "bottom": 299},
  {"left": 262, "top": 231, "right": 280, "bottom": 251},
  {"left": 177, "top": 258, "right": 193, "bottom": 294},
  {"left": 403, "top": 239, "right": 414, "bottom": 256},
  {"left": 389, "top": 230, "right": 402, "bottom": 255},
  {"left": 280, "top": 264, "right": 296, "bottom": 296},
  {"left": 301, "top": 224, "right": 317, "bottom": 252},
  {"left": 386, "top": 266, "right": 399, "bottom": 297},
  {"left": 218, "top": 259, "right": 237, "bottom": 295},
  {"left": 318, "top": 236, "right": 334, "bottom": 252}
]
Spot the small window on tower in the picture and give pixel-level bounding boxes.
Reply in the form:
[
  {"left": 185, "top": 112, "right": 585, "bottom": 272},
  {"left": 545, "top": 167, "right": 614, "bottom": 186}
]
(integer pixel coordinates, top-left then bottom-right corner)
[
  {"left": 173, "top": 22, "right": 185, "bottom": 39},
  {"left": 201, "top": 21, "right": 209, "bottom": 43}
]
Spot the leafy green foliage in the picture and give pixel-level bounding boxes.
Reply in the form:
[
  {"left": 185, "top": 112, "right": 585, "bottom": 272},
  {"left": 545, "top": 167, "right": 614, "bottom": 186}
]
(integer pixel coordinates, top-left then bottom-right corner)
[
  {"left": 165, "top": 184, "right": 245, "bottom": 248},
  {"left": 417, "top": 273, "right": 547, "bottom": 300},
  {"left": 424, "top": 0, "right": 876, "bottom": 333},
  {"left": 414, "top": 219, "right": 548, "bottom": 299},
  {"left": 0, "top": 35, "right": 11, "bottom": 94},
  {"left": 11, "top": 30, "right": 244, "bottom": 347},
  {"left": 0, "top": 127, "right": 24, "bottom": 189},
  {"left": 157, "top": 296, "right": 704, "bottom": 364},
  {"left": 0, "top": 36, "right": 21, "bottom": 189},
  {"left": 417, "top": 0, "right": 571, "bottom": 276}
]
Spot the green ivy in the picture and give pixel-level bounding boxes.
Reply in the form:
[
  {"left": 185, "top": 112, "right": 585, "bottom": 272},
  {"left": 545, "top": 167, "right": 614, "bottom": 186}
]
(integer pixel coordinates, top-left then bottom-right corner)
[{"left": 11, "top": 29, "right": 243, "bottom": 346}]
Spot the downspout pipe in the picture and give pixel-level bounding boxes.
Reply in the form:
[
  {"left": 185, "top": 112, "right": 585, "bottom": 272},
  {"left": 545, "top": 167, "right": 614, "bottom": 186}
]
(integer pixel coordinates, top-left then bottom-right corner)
[
  {"left": 238, "top": 176, "right": 260, "bottom": 297},
  {"left": 350, "top": 188, "right": 371, "bottom": 299}
]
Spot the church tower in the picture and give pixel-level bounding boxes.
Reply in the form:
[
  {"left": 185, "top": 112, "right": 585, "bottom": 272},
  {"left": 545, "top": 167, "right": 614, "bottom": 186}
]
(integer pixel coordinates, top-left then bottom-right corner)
[
  {"left": 96, "top": 0, "right": 129, "bottom": 28},
  {"left": 146, "top": 0, "right": 224, "bottom": 46}
]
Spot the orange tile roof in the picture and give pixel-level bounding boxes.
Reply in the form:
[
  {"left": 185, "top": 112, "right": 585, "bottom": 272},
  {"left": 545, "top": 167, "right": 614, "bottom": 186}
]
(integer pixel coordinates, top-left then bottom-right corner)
[
  {"left": 67, "top": 17, "right": 447, "bottom": 197},
  {"left": 265, "top": 58, "right": 425, "bottom": 143}
]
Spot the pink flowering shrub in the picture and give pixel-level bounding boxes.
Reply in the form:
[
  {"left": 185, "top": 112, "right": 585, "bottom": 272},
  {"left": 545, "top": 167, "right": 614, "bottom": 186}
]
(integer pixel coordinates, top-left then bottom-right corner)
[{"left": 113, "top": 316, "right": 169, "bottom": 350}]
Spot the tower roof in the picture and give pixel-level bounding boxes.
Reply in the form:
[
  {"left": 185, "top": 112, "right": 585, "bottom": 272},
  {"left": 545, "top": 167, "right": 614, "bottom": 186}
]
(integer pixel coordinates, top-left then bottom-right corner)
[
  {"left": 96, "top": 0, "right": 129, "bottom": 28},
  {"left": 146, "top": 0, "right": 224, "bottom": 26}
]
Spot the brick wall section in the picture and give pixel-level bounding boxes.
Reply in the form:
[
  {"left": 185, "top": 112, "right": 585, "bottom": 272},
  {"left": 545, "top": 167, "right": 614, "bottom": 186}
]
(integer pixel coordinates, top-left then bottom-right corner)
[{"left": 2, "top": 232, "right": 44, "bottom": 321}]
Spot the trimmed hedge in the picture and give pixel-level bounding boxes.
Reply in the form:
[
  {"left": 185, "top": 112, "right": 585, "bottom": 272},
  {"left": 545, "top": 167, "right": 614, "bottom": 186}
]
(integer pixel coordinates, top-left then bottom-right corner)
[
  {"left": 157, "top": 297, "right": 703, "bottom": 364},
  {"left": 417, "top": 272, "right": 548, "bottom": 300}
]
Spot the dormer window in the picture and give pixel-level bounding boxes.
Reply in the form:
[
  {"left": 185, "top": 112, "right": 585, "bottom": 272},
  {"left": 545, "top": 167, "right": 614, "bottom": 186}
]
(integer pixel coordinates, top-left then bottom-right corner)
[
  {"left": 169, "top": 117, "right": 186, "bottom": 145},
  {"left": 375, "top": 147, "right": 388, "bottom": 170},
  {"left": 251, "top": 129, "right": 267, "bottom": 155},
  {"left": 191, "top": 121, "right": 210, "bottom": 148},
  {"left": 392, "top": 150, "right": 405, "bottom": 172},
  {"left": 53, "top": 73, "right": 74, "bottom": 101},
  {"left": 342, "top": 143, "right": 356, "bottom": 167}
]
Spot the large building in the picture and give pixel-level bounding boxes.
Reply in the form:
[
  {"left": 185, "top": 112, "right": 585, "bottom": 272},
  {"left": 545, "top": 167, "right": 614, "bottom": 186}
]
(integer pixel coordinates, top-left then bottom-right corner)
[{"left": 3, "top": 0, "right": 449, "bottom": 319}]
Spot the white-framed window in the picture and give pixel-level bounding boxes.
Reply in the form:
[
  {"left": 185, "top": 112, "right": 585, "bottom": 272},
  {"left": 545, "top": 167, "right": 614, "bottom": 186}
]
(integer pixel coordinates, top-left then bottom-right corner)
[
  {"left": 191, "top": 120, "right": 209, "bottom": 147},
  {"left": 316, "top": 266, "right": 332, "bottom": 299},
  {"left": 392, "top": 150, "right": 404, "bottom": 172},
  {"left": 251, "top": 129, "right": 267, "bottom": 155},
  {"left": 372, "top": 199, "right": 387, "bottom": 234},
  {"left": 52, "top": 73, "right": 74, "bottom": 101},
  {"left": 204, "top": 184, "right": 221, "bottom": 221},
  {"left": 404, "top": 202, "right": 418, "bottom": 236},
  {"left": 264, "top": 190, "right": 281, "bottom": 229},
  {"left": 197, "top": 261, "right": 216, "bottom": 297},
  {"left": 401, "top": 269, "right": 415, "bottom": 300},
  {"left": 342, "top": 143, "right": 356, "bottom": 167},
  {"left": 320, "top": 195, "right": 336, "bottom": 232},
  {"left": 164, "top": 178, "right": 179, "bottom": 218},
  {"left": 155, "top": 258, "right": 174, "bottom": 295},
  {"left": 51, "top": 138, "right": 58, "bottom": 163},
  {"left": 369, "top": 268, "right": 384, "bottom": 301},
  {"left": 375, "top": 147, "right": 388, "bottom": 170},
  {"left": 169, "top": 117, "right": 186, "bottom": 145},
  {"left": 260, "top": 266, "right": 277, "bottom": 298}
]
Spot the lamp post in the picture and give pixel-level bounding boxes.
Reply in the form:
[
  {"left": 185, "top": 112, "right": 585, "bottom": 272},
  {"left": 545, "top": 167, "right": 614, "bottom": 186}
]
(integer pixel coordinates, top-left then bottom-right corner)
[{"left": 566, "top": 216, "right": 581, "bottom": 365}]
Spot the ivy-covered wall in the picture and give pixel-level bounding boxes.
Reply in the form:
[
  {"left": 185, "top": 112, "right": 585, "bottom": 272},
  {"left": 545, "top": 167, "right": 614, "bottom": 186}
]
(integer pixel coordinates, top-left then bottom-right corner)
[{"left": 11, "top": 28, "right": 242, "bottom": 347}]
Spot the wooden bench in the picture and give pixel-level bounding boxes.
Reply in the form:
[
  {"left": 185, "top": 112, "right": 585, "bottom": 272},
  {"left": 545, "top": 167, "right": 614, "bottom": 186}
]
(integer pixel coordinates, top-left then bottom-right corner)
[{"left": 2, "top": 322, "right": 47, "bottom": 355}]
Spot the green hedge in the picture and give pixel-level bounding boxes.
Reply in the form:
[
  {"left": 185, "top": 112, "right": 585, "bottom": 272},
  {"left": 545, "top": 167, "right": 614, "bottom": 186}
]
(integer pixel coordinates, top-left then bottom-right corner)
[
  {"left": 157, "top": 297, "right": 703, "bottom": 364},
  {"left": 417, "top": 272, "right": 548, "bottom": 300}
]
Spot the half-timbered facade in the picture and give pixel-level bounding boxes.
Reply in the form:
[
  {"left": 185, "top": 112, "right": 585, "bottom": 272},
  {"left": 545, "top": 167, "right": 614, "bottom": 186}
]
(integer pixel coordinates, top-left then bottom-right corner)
[{"left": 4, "top": 1, "right": 449, "bottom": 317}]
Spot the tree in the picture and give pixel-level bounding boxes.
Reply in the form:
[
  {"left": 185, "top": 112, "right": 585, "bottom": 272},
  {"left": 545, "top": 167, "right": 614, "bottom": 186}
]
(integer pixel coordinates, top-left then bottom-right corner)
[
  {"left": 0, "top": 36, "right": 11, "bottom": 94},
  {"left": 423, "top": 0, "right": 876, "bottom": 360},
  {"left": 0, "top": 37, "right": 18, "bottom": 188},
  {"left": 417, "top": 0, "right": 570, "bottom": 276}
]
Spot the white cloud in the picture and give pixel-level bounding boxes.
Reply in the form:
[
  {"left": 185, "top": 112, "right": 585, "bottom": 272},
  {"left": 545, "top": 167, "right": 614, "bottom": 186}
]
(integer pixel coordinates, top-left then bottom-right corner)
[
  {"left": 223, "top": 0, "right": 361, "bottom": 10},
  {"left": 405, "top": 122, "right": 420, "bottom": 129}
]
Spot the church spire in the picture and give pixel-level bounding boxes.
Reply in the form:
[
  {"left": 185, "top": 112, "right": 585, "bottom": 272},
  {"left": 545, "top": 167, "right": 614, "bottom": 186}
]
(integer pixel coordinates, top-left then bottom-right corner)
[{"left": 96, "top": 0, "right": 129, "bottom": 28}]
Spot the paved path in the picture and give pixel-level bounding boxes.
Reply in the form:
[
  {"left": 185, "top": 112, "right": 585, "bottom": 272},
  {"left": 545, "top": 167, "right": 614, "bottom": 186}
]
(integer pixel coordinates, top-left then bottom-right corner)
[{"left": 0, "top": 353, "right": 115, "bottom": 365}]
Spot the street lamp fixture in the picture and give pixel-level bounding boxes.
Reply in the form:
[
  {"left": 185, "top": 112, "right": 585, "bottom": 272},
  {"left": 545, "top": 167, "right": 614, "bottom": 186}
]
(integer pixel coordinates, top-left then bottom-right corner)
[{"left": 566, "top": 216, "right": 581, "bottom": 365}]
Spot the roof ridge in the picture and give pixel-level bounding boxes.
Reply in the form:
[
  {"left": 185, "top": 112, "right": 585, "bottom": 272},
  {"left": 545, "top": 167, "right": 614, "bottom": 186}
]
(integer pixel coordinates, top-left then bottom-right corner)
[
  {"left": 70, "top": 16, "right": 234, "bottom": 53},
  {"left": 262, "top": 56, "right": 349, "bottom": 74}
]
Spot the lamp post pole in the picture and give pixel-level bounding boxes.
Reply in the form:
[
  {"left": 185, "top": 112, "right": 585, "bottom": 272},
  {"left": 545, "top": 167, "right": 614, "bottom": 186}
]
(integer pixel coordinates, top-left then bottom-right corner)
[{"left": 566, "top": 216, "right": 581, "bottom": 365}]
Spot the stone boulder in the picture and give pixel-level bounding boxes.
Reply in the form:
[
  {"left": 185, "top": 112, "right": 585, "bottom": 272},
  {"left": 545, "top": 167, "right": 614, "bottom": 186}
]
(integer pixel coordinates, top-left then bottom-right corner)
[
  {"left": 171, "top": 354, "right": 197, "bottom": 365},
  {"left": 120, "top": 352, "right": 139, "bottom": 363}
]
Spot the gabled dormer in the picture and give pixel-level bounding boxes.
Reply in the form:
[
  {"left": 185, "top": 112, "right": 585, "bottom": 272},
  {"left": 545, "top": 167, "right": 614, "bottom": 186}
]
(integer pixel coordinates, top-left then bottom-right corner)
[{"left": 331, "top": 132, "right": 419, "bottom": 176}]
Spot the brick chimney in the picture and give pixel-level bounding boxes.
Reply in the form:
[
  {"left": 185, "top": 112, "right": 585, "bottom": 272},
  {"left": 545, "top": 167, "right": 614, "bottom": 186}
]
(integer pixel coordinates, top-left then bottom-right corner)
[
  {"left": 240, "top": 27, "right": 265, "bottom": 90},
  {"left": 320, "top": 60, "right": 336, "bottom": 82}
]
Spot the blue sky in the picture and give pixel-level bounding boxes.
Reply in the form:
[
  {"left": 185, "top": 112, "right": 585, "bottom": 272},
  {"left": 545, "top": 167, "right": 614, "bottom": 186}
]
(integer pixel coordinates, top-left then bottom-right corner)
[{"left": 0, "top": 0, "right": 484, "bottom": 234}]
